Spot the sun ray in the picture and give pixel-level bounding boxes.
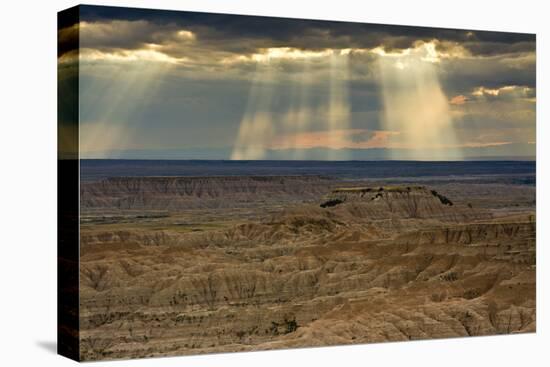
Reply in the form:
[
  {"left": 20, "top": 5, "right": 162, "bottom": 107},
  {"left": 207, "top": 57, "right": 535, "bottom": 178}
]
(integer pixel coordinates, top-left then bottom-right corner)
[
  {"left": 377, "top": 44, "right": 463, "bottom": 160},
  {"left": 79, "top": 59, "right": 173, "bottom": 157},
  {"left": 327, "top": 50, "right": 351, "bottom": 160},
  {"left": 284, "top": 59, "right": 314, "bottom": 159},
  {"left": 230, "top": 59, "right": 277, "bottom": 160}
]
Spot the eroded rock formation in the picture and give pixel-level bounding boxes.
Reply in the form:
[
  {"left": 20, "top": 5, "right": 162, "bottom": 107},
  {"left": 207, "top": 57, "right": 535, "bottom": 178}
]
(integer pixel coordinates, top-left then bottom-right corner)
[{"left": 78, "top": 177, "right": 535, "bottom": 360}]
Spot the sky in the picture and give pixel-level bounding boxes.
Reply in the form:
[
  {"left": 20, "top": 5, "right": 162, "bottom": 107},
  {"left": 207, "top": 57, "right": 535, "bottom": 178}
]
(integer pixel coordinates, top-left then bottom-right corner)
[{"left": 58, "top": 5, "right": 536, "bottom": 160}]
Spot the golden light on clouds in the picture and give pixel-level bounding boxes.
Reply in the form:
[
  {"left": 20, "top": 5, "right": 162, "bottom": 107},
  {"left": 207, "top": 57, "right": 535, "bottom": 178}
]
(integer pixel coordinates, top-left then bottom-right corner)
[
  {"left": 472, "top": 86, "right": 500, "bottom": 96},
  {"left": 256, "top": 47, "right": 334, "bottom": 61},
  {"left": 472, "top": 85, "right": 534, "bottom": 98},
  {"left": 372, "top": 40, "right": 470, "bottom": 68},
  {"left": 224, "top": 47, "right": 350, "bottom": 64},
  {"left": 269, "top": 128, "right": 506, "bottom": 151},
  {"left": 78, "top": 47, "right": 186, "bottom": 64},
  {"left": 450, "top": 95, "right": 468, "bottom": 105},
  {"left": 270, "top": 129, "right": 400, "bottom": 150},
  {"left": 59, "top": 20, "right": 197, "bottom": 65},
  {"left": 176, "top": 30, "right": 196, "bottom": 40},
  {"left": 60, "top": 14, "right": 535, "bottom": 159}
]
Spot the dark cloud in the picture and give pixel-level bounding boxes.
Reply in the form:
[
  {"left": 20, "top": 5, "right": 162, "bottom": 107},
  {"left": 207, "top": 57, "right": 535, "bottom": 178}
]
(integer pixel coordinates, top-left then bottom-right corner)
[
  {"left": 58, "top": 7, "right": 79, "bottom": 58},
  {"left": 439, "top": 53, "right": 536, "bottom": 95},
  {"left": 67, "top": 5, "right": 535, "bottom": 159},
  {"left": 69, "top": 4, "right": 534, "bottom": 58},
  {"left": 461, "top": 40, "right": 535, "bottom": 56}
]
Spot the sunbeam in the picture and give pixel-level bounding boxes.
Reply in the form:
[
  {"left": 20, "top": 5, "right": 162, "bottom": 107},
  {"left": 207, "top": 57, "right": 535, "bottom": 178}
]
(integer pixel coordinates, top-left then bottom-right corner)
[
  {"left": 231, "top": 49, "right": 352, "bottom": 160},
  {"left": 283, "top": 59, "right": 313, "bottom": 159},
  {"left": 377, "top": 43, "right": 463, "bottom": 160},
  {"left": 79, "top": 59, "right": 173, "bottom": 157},
  {"left": 230, "top": 59, "right": 277, "bottom": 160},
  {"left": 327, "top": 50, "right": 351, "bottom": 160}
]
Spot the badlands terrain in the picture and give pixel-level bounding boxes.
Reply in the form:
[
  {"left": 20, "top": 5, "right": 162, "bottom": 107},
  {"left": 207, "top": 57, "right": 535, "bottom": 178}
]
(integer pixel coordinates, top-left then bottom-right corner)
[{"left": 78, "top": 169, "right": 536, "bottom": 360}]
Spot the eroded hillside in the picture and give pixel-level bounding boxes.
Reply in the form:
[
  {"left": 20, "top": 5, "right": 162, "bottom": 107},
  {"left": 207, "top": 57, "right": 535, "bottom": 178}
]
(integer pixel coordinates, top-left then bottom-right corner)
[{"left": 79, "top": 176, "right": 535, "bottom": 360}]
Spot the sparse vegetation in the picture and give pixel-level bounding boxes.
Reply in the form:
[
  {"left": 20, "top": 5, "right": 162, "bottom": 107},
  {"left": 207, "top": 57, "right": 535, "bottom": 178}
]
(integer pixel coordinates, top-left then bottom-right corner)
[
  {"left": 430, "top": 190, "right": 454, "bottom": 206},
  {"left": 268, "top": 317, "right": 299, "bottom": 335},
  {"left": 192, "top": 274, "right": 219, "bottom": 311},
  {"left": 320, "top": 198, "right": 344, "bottom": 208}
]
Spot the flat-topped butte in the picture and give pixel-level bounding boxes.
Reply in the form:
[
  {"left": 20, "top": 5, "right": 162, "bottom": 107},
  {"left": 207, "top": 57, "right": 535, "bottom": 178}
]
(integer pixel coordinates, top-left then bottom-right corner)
[
  {"left": 321, "top": 185, "right": 454, "bottom": 209},
  {"left": 331, "top": 185, "right": 426, "bottom": 194}
]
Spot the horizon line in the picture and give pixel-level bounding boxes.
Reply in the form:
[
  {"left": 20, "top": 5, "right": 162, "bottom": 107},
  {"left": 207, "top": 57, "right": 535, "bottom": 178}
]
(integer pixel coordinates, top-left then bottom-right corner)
[{"left": 77, "top": 157, "right": 536, "bottom": 162}]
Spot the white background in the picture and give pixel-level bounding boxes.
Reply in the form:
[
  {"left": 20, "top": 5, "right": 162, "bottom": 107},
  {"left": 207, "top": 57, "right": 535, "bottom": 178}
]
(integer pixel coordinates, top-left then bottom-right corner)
[{"left": 0, "top": 0, "right": 547, "bottom": 365}]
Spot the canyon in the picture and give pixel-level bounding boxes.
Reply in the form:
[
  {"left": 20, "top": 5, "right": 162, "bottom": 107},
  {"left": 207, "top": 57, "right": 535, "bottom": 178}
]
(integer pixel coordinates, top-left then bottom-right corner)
[{"left": 78, "top": 173, "right": 535, "bottom": 360}]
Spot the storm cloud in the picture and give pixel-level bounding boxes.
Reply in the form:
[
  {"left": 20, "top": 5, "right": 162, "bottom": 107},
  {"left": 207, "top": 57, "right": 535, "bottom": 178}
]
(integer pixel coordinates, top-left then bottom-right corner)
[{"left": 59, "top": 5, "right": 536, "bottom": 160}]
